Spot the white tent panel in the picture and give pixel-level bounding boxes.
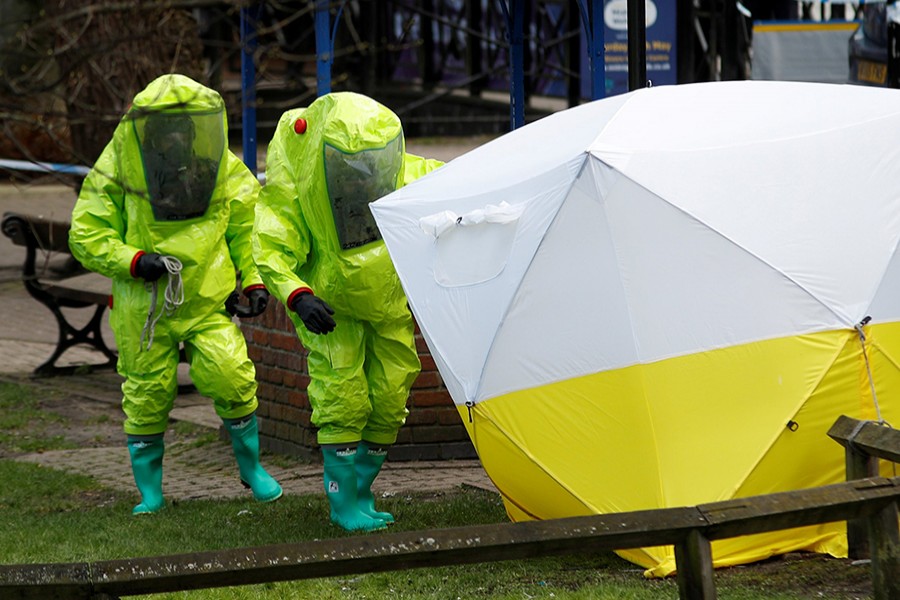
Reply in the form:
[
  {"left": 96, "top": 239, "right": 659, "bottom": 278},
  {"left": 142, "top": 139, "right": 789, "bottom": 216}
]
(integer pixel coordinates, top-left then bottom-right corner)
[
  {"left": 601, "top": 162, "right": 843, "bottom": 362},
  {"left": 376, "top": 80, "right": 900, "bottom": 404},
  {"left": 479, "top": 157, "right": 845, "bottom": 401},
  {"left": 615, "top": 132, "right": 900, "bottom": 324},
  {"left": 591, "top": 83, "right": 900, "bottom": 325},
  {"left": 479, "top": 160, "right": 638, "bottom": 401},
  {"left": 866, "top": 242, "right": 900, "bottom": 322},
  {"left": 374, "top": 159, "right": 583, "bottom": 403},
  {"left": 590, "top": 81, "right": 900, "bottom": 159}
]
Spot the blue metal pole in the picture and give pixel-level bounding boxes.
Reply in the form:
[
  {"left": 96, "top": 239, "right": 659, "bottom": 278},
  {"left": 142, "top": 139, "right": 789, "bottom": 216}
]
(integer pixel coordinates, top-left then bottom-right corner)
[
  {"left": 509, "top": 0, "right": 525, "bottom": 129},
  {"left": 576, "top": 0, "right": 606, "bottom": 101},
  {"left": 315, "top": 0, "right": 332, "bottom": 95},
  {"left": 591, "top": 0, "right": 605, "bottom": 99},
  {"left": 240, "top": 4, "right": 261, "bottom": 175}
]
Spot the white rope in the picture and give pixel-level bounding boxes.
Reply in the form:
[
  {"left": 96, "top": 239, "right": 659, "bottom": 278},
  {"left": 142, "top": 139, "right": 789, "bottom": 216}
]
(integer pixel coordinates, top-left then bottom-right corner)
[
  {"left": 139, "top": 256, "right": 184, "bottom": 352},
  {"left": 851, "top": 319, "right": 896, "bottom": 476},
  {"left": 854, "top": 318, "right": 887, "bottom": 425}
]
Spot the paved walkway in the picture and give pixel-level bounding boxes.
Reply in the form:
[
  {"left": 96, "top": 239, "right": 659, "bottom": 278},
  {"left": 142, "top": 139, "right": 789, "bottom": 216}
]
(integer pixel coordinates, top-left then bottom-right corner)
[{"left": 0, "top": 137, "right": 499, "bottom": 502}]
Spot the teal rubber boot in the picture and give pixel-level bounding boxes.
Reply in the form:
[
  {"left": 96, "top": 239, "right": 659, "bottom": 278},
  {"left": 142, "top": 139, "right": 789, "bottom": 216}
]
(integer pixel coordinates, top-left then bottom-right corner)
[
  {"left": 355, "top": 441, "right": 394, "bottom": 523},
  {"left": 127, "top": 435, "right": 165, "bottom": 515},
  {"left": 224, "top": 413, "right": 283, "bottom": 503},
  {"left": 322, "top": 446, "right": 387, "bottom": 532}
]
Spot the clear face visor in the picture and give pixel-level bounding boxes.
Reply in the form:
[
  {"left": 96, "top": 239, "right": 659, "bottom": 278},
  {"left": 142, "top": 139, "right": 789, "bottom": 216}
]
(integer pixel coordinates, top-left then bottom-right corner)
[
  {"left": 136, "top": 110, "right": 225, "bottom": 221},
  {"left": 324, "top": 135, "right": 403, "bottom": 250}
]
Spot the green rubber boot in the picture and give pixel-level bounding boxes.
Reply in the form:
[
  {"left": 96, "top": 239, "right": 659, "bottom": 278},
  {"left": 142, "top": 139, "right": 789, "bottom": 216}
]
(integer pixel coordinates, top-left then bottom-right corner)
[
  {"left": 355, "top": 441, "right": 394, "bottom": 523},
  {"left": 127, "top": 435, "right": 165, "bottom": 515},
  {"left": 224, "top": 413, "right": 283, "bottom": 503},
  {"left": 322, "top": 445, "right": 387, "bottom": 532}
]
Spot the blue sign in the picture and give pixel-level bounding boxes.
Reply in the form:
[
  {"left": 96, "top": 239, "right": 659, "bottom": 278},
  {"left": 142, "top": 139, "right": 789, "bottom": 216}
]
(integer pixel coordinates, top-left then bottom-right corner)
[{"left": 603, "top": 0, "right": 677, "bottom": 96}]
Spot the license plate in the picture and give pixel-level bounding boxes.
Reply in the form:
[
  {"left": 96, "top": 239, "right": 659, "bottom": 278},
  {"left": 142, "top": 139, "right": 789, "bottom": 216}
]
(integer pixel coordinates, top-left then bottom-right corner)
[{"left": 857, "top": 60, "right": 887, "bottom": 85}]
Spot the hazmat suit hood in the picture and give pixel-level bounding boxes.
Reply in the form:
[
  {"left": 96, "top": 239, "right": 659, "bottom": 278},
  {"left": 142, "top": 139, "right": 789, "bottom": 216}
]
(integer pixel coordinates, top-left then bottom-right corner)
[
  {"left": 130, "top": 74, "right": 227, "bottom": 221},
  {"left": 287, "top": 92, "right": 405, "bottom": 251},
  {"left": 254, "top": 91, "right": 443, "bottom": 325},
  {"left": 69, "top": 73, "right": 262, "bottom": 338}
]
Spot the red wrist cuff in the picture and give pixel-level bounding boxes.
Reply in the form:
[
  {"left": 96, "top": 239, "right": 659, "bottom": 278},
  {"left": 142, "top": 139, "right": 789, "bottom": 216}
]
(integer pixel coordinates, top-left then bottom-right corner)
[
  {"left": 130, "top": 251, "right": 146, "bottom": 278},
  {"left": 287, "top": 287, "right": 314, "bottom": 308}
]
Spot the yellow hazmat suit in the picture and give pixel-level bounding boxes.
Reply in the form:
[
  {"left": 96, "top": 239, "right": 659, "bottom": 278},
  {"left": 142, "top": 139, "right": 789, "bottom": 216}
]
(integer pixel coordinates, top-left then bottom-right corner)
[
  {"left": 253, "top": 92, "right": 442, "bottom": 531},
  {"left": 254, "top": 92, "right": 443, "bottom": 446},
  {"left": 69, "top": 73, "right": 281, "bottom": 513}
]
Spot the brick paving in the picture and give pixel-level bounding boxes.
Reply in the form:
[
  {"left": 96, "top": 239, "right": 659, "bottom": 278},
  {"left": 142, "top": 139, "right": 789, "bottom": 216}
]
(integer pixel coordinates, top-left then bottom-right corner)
[{"left": 0, "top": 143, "right": 499, "bottom": 501}]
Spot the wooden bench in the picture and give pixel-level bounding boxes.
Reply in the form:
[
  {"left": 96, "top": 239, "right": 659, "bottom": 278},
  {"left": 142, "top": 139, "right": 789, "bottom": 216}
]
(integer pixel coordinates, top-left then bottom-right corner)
[{"left": 1, "top": 211, "right": 117, "bottom": 377}]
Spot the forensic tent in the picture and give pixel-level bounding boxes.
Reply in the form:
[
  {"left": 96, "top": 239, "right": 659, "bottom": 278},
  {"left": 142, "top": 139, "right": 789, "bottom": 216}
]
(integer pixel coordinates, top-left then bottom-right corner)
[{"left": 370, "top": 80, "right": 900, "bottom": 577}]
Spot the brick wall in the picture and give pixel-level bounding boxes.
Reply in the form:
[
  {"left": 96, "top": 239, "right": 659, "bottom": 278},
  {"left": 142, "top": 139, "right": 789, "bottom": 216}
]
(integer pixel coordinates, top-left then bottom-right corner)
[{"left": 240, "top": 301, "right": 476, "bottom": 462}]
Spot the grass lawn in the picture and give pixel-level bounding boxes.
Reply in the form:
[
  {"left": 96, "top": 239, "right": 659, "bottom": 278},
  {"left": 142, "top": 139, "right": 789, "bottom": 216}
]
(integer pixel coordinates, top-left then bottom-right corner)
[{"left": 0, "top": 381, "right": 876, "bottom": 599}]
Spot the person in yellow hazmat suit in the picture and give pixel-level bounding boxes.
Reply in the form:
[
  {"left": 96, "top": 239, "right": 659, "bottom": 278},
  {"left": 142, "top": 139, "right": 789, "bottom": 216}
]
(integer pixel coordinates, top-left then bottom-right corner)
[
  {"left": 253, "top": 92, "right": 443, "bottom": 532},
  {"left": 68, "top": 74, "right": 282, "bottom": 515}
]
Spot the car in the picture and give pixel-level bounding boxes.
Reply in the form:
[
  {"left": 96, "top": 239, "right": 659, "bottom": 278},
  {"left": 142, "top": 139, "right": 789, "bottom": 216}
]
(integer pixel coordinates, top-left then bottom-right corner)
[{"left": 848, "top": 1, "right": 899, "bottom": 86}]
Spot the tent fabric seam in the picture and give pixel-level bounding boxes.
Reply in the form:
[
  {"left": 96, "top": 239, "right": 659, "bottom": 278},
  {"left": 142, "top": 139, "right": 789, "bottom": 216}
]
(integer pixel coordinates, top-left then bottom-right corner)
[
  {"left": 472, "top": 153, "right": 588, "bottom": 403},
  {"left": 726, "top": 331, "right": 855, "bottom": 499},
  {"left": 470, "top": 402, "right": 598, "bottom": 514},
  {"left": 590, "top": 155, "right": 852, "bottom": 336}
]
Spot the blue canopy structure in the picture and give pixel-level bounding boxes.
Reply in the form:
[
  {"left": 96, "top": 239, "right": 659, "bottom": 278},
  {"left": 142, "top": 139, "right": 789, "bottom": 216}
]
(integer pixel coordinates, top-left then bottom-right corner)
[{"left": 238, "top": 0, "right": 653, "bottom": 174}]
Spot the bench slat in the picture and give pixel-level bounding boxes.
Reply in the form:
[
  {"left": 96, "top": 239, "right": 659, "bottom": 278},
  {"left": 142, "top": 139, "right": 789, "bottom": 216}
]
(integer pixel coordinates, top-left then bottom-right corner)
[
  {"left": 44, "top": 274, "right": 112, "bottom": 306},
  {"left": 2, "top": 212, "right": 73, "bottom": 254}
]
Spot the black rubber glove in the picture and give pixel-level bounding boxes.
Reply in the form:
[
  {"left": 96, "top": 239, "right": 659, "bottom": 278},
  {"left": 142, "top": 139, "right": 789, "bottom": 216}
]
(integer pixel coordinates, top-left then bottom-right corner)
[
  {"left": 290, "top": 292, "right": 336, "bottom": 335},
  {"left": 134, "top": 252, "right": 167, "bottom": 282},
  {"left": 246, "top": 288, "right": 269, "bottom": 316},
  {"left": 224, "top": 288, "right": 269, "bottom": 318}
]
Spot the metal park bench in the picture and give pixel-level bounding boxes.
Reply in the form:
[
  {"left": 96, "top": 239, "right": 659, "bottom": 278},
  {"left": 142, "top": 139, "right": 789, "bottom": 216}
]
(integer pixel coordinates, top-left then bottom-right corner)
[{"left": 1, "top": 211, "right": 116, "bottom": 377}]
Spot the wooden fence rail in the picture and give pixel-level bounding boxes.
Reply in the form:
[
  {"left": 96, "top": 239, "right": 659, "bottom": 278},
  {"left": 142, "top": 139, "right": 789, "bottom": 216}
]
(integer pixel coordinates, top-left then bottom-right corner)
[
  {"left": 829, "top": 415, "right": 900, "bottom": 562},
  {"left": 1, "top": 475, "right": 899, "bottom": 600}
]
